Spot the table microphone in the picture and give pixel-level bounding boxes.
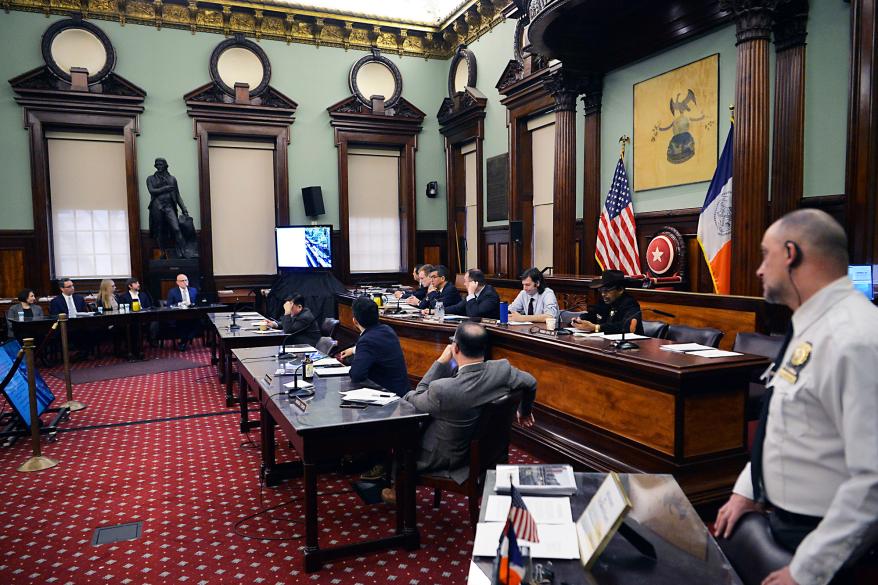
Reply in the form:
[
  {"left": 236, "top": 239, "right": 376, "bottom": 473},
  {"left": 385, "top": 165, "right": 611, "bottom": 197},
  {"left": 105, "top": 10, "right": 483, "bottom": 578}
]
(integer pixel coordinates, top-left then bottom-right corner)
[
  {"left": 612, "top": 308, "right": 643, "bottom": 350},
  {"left": 228, "top": 302, "right": 242, "bottom": 330},
  {"left": 277, "top": 333, "right": 295, "bottom": 359}
]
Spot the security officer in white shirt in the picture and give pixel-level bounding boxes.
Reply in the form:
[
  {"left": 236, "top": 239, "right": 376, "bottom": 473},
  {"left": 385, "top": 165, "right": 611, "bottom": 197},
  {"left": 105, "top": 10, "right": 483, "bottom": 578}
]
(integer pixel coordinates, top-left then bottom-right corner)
[{"left": 715, "top": 209, "right": 878, "bottom": 585}]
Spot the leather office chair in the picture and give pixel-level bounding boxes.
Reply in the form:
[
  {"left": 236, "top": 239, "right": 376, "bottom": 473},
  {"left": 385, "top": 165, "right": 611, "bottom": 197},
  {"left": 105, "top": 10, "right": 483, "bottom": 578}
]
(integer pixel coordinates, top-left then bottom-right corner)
[
  {"left": 717, "top": 512, "right": 792, "bottom": 585},
  {"left": 667, "top": 324, "right": 724, "bottom": 348},
  {"left": 733, "top": 332, "right": 786, "bottom": 420},
  {"left": 316, "top": 336, "right": 337, "bottom": 356},
  {"left": 559, "top": 310, "right": 581, "bottom": 326},
  {"left": 320, "top": 317, "right": 340, "bottom": 339},
  {"left": 642, "top": 320, "right": 669, "bottom": 339},
  {"left": 418, "top": 391, "right": 523, "bottom": 529}
]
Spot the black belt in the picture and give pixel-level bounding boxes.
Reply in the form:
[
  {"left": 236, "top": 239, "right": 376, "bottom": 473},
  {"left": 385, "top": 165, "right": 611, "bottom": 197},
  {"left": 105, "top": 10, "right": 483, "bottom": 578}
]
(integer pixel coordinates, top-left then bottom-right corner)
[{"left": 770, "top": 503, "right": 823, "bottom": 529}]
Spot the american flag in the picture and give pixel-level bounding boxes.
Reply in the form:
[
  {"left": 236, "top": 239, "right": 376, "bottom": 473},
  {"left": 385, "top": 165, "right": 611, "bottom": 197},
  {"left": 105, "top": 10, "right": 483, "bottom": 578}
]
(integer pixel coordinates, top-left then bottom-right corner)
[
  {"left": 507, "top": 486, "right": 539, "bottom": 543},
  {"left": 595, "top": 158, "right": 641, "bottom": 276}
]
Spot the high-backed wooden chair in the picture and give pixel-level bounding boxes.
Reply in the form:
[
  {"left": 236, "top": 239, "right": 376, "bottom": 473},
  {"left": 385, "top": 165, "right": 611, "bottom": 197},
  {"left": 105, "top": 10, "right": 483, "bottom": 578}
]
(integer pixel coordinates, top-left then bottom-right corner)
[{"left": 418, "top": 391, "right": 523, "bottom": 529}]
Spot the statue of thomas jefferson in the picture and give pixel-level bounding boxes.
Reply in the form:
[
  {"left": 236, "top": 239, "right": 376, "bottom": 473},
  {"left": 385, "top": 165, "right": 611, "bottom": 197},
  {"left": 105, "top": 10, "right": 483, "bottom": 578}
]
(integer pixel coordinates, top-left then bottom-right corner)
[{"left": 147, "top": 158, "right": 193, "bottom": 259}]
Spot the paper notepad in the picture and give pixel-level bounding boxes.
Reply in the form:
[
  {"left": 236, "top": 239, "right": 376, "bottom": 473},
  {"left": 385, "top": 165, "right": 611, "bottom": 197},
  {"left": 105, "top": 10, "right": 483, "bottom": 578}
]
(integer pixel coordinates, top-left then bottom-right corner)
[
  {"left": 313, "top": 357, "right": 342, "bottom": 367},
  {"left": 472, "top": 522, "right": 580, "bottom": 559},
  {"left": 339, "top": 388, "right": 399, "bottom": 406}
]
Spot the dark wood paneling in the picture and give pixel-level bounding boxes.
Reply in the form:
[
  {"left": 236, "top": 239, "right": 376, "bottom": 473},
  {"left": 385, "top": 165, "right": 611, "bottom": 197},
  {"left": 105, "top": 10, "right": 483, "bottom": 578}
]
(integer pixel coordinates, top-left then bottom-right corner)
[
  {"left": 581, "top": 91, "right": 602, "bottom": 276},
  {"left": 415, "top": 230, "right": 448, "bottom": 269},
  {"left": 0, "top": 230, "right": 37, "bottom": 298},
  {"left": 484, "top": 226, "right": 511, "bottom": 278},
  {"left": 548, "top": 82, "right": 579, "bottom": 274},
  {"left": 845, "top": 0, "right": 878, "bottom": 265}
]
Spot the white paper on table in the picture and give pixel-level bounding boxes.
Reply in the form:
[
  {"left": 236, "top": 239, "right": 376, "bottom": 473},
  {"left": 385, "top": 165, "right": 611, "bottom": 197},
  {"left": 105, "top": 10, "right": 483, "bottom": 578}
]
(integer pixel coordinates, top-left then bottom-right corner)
[
  {"left": 687, "top": 349, "right": 743, "bottom": 358},
  {"left": 443, "top": 315, "right": 469, "bottom": 321},
  {"left": 339, "top": 388, "right": 399, "bottom": 405},
  {"left": 313, "top": 357, "right": 342, "bottom": 367},
  {"left": 284, "top": 346, "right": 317, "bottom": 353},
  {"left": 602, "top": 333, "right": 649, "bottom": 340},
  {"left": 508, "top": 321, "right": 534, "bottom": 326},
  {"left": 314, "top": 365, "right": 351, "bottom": 376},
  {"left": 659, "top": 343, "right": 716, "bottom": 352},
  {"left": 236, "top": 312, "right": 262, "bottom": 316},
  {"left": 274, "top": 364, "right": 301, "bottom": 375},
  {"left": 572, "top": 331, "right": 604, "bottom": 337},
  {"left": 252, "top": 329, "right": 283, "bottom": 334},
  {"left": 282, "top": 379, "right": 314, "bottom": 389},
  {"left": 484, "top": 495, "right": 573, "bottom": 524},
  {"left": 467, "top": 561, "right": 491, "bottom": 585},
  {"left": 240, "top": 316, "right": 265, "bottom": 321},
  {"left": 472, "top": 522, "right": 580, "bottom": 559}
]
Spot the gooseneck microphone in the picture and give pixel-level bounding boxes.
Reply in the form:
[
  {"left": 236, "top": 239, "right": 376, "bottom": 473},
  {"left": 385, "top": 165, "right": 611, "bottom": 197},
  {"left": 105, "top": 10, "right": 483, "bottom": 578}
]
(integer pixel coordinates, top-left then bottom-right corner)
[
  {"left": 612, "top": 308, "right": 643, "bottom": 350},
  {"left": 277, "top": 333, "right": 296, "bottom": 359},
  {"left": 228, "top": 302, "right": 242, "bottom": 330}
]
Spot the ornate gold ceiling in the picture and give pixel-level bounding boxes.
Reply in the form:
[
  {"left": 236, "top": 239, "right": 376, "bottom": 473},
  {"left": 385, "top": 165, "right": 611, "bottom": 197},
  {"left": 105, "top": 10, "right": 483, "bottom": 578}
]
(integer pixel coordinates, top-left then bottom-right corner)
[{"left": 3, "top": 0, "right": 510, "bottom": 59}]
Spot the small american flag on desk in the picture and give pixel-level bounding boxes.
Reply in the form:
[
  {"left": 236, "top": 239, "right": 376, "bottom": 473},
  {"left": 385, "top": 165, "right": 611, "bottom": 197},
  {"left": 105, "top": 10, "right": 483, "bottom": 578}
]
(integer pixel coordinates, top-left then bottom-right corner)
[
  {"left": 507, "top": 485, "right": 539, "bottom": 543},
  {"left": 595, "top": 157, "right": 641, "bottom": 276}
]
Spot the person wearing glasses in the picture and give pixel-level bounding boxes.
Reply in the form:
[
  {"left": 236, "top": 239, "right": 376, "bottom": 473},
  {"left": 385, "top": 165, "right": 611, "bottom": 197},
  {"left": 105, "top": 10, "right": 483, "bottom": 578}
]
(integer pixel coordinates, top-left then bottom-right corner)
[
  {"left": 167, "top": 274, "right": 198, "bottom": 351},
  {"left": 418, "top": 265, "right": 462, "bottom": 312},
  {"left": 444, "top": 268, "right": 500, "bottom": 320},
  {"left": 508, "top": 267, "right": 559, "bottom": 323},
  {"left": 571, "top": 270, "right": 644, "bottom": 335}
]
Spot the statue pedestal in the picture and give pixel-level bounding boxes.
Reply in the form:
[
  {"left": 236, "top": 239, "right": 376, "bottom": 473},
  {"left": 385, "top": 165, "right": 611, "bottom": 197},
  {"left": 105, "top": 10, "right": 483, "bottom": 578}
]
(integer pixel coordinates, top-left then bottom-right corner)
[{"left": 148, "top": 258, "right": 200, "bottom": 304}]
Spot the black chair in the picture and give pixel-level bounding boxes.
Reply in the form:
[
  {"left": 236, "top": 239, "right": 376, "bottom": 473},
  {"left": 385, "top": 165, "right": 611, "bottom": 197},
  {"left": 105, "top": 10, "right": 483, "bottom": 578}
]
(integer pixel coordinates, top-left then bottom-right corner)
[
  {"left": 642, "top": 320, "right": 669, "bottom": 339},
  {"left": 320, "top": 317, "right": 340, "bottom": 339},
  {"left": 667, "top": 324, "right": 724, "bottom": 348},
  {"left": 316, "top": 336, "right": 337, "bottom": 356},
  {"left": 733, "top": 332, "right": 786, "bottom": 420},
  {"left": 559, "top": 310, "right": 581, "bottom": 326},
  {"left": 418, "top": 391, "right": 523, "bottom": 529},
  {"left": 717, "top": 512, "right": 792, "bottom": 585}
]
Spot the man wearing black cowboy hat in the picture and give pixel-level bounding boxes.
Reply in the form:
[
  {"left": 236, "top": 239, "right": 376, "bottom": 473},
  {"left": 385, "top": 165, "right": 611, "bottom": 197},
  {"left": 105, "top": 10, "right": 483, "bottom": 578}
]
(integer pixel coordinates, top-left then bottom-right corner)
[{"left": 572, "top": 270, "right": 644, "bottom": 335}]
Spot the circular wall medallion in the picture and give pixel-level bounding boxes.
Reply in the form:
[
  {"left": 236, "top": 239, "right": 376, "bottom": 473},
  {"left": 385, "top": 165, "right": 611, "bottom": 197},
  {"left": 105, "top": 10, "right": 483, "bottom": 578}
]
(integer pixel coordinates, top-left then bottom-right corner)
[
  {"left": 646, "top": 235, "right": 675, "bottom": 276},
  {"left": 448, "top": 46, "right": 477, "bottom": 98},
  {"left": 41, "top": 19, "right": 115, "bottom": 84},
  {"left": 349, "top": 52, "right": 402, "bottom": 108},
  {"left": 209, "top": 36, "right": 271, "bottom": 97}
]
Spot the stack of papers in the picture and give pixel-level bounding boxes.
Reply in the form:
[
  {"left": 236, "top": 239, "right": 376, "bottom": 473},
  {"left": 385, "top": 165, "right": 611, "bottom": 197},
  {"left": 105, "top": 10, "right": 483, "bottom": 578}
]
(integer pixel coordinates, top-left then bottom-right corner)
[
  {"left": 659, "top": 343, "right": 717, "bottom": 352},
  {"left": 313, "top": 357, "right": 342, "bottom": 367},
  {"left": 688, "top": 349, "right": 743, "bottom": 358},
  {"left": 339, "top": 388, "right": 399, "bottom": 405},
  {"left": 314, "top": 365, "right": 351, "bottom": 376},
  {"left": 494, "top": 464, "right": 577, "bottom": 496},
  {"left": 472, "top": 522, "right": 579, "bottom": 559}
]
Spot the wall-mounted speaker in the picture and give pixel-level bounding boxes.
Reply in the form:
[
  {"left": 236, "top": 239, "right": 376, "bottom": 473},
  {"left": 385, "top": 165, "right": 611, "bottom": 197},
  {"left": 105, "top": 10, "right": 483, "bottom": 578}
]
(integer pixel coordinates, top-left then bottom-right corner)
[
  {"left": 426, "top": 181, "right": 438, "bottom": 198},
  {"left": 302, "top": 186, "right": 325, "bottom": 217},
  {"left": 510, "top": 220, "right": 523, "bottom": 244}
]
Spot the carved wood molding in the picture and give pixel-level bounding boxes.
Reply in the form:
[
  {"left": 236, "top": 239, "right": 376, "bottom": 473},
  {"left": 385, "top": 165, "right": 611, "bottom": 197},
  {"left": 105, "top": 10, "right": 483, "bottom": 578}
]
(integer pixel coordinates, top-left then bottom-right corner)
[{"left": 5, "top": 0, "right": 507, "bottom": 60}]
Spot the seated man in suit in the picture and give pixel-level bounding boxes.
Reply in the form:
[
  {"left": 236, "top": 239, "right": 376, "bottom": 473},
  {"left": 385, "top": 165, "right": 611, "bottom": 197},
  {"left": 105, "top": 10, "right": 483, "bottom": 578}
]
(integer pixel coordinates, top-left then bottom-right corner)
[
  {"left": 48, "top": 278, "right": 93, "bottom": 359},
  {"left": 572, "top": 269, "right": 644, "bottom": 335},
  {"left": 394, "top": 264, "right": 425, "bottom": 300},
  {"left": 338, "top": 296, "right": 409, "bottom": 397},
  {"left": 49, "top": 278, "right": 87, "bottom": 316},
  {"left": 166, "top": 274, "right": 198, "bottom": 351},
  {"left": 118, "top": 277, "right": 158, "bottom": 353},
  {"left": 404, "top": 263, "right": 434, "bottom": 306},
  {"left": 419, "top": 264, "right": 463, "bottom": 312},
  {"left": 381, "top": 321, "right": 537, "bottom": 504},
  {"left": 444, "top": 268, "right": 500, "bottom": 320},
  {"left": 268, "top": 294, "right": 321, "bottom": 346},
  {"left": 508, "top": 267, "right": 559, "bottom": 323}
]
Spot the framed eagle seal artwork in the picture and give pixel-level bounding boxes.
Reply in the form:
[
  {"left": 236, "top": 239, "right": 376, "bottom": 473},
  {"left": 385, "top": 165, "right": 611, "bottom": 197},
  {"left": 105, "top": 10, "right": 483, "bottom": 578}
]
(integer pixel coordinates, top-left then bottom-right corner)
[{"left": 633, "top": 54, "right": 719, "bottom": 191}]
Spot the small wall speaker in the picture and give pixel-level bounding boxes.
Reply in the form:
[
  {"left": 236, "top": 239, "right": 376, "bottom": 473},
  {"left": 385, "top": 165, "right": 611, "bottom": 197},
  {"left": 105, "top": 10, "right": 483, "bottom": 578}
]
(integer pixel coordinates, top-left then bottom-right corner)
[
  {"left": 302, "top": 186, "right": 325, "bottom": 217},
  {"left": 510, "top": 220, "right": 523, "bottom": 243},
  {"left": 426, "top": 181, "right": 438, "bottom": 198}
]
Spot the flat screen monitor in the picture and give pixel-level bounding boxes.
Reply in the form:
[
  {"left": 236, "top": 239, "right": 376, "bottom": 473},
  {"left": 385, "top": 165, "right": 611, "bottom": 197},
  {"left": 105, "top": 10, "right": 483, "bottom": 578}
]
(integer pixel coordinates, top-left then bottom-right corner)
[
  {"left": 276, "top": 225, "right": 333, "bottom": 269},
  {"left": 848, "top": 265, "right": 874, "bottom": 300}
]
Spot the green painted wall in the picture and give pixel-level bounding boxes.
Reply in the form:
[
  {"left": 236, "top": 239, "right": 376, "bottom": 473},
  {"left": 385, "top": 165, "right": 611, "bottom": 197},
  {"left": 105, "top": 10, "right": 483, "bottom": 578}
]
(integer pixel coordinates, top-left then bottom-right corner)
[
  {"left": 0, "top": 4, "right": 853, "bottom": 233},
  {"left": 0, "top": 11, "right": 448, "bottom": 231}
]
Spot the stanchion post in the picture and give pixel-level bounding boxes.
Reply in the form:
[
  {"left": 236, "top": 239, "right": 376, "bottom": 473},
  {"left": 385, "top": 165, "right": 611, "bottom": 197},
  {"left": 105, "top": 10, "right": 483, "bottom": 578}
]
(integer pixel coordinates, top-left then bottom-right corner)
[
  {"left": 17, "top": 338, "right": 59, "bottom": 472},
  {"left": 58, "top": 313, "right": 85, "bottom": 412}
]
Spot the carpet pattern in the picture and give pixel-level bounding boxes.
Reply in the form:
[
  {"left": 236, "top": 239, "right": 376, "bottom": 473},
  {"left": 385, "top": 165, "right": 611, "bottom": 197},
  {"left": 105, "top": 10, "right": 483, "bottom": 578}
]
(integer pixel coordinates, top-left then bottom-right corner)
[
  {"left": 0, "top": 343, "right": 543, "bottom": 584},
  {"left": 50, "top": 356, "right": 202, "bottom": 384}
]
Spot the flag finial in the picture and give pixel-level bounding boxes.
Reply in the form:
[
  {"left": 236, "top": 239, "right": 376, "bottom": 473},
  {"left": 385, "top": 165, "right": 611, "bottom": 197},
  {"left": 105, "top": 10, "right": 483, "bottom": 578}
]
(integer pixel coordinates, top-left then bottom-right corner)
[
  {"left": 618, "top": 135, "right": 630, "bottom": 160},
  {"left": 729, "top": 104, "right": 735, "bottom": 124}
]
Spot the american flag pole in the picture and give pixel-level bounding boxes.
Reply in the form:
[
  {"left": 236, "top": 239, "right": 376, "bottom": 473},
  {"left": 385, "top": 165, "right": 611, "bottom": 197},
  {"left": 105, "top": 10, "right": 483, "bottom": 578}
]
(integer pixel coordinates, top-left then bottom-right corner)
[{"left": 595, "top": 136, "right": 641, "bottom": 276}]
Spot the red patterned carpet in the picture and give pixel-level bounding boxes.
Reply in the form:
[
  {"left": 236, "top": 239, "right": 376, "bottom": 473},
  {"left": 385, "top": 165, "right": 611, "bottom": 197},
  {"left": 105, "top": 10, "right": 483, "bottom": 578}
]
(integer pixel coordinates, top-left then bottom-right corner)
[{"left": 0, "top": 343, "right": 542, "bottom": 584}]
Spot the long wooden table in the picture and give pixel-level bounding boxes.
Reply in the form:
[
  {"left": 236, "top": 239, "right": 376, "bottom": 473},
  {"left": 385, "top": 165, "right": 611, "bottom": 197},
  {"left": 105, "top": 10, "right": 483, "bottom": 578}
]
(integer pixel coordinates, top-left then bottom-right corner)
[
  {"left": 234, "top": 345, "right": 428, "bottom": 572},
  {"left": 336, "top": 294, "right": 768, "bottom": 508}
]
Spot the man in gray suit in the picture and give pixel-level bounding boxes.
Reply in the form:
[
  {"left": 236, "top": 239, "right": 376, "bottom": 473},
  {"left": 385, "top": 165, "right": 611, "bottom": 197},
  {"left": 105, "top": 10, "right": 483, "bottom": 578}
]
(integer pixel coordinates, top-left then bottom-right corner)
[{"left": 382, "top": 321, "right": 537, "bottom": 504}]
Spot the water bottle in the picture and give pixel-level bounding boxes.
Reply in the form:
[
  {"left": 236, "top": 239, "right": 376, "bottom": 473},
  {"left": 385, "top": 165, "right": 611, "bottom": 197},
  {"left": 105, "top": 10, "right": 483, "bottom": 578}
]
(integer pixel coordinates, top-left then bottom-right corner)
[
  {"left": 434, "top": 300, "right": 444, "bottom": 322},
  {"left": 17, "top": 311, "right": 24, "bottom": 320},
  {"left": 499, "top": 301, "right": 509, "bottom": 325}
]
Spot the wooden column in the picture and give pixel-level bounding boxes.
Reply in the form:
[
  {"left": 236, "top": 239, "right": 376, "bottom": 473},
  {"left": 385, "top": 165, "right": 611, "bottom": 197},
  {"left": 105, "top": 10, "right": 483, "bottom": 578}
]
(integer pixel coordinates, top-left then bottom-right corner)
[
  {"left": 846, "top": 0, "right": 878, "bottom": 264},
  {"left": 581, "top": 84, "right": 602, "bottom": 276},
  {"left": 547, "top": 77, "right": 579, "bottom": 275},
  {"left": 726, "top": 0, "right": 777, "bottom": 296},
  {"left": 770, "top": 5, "right": 808, "bottom": 223}
]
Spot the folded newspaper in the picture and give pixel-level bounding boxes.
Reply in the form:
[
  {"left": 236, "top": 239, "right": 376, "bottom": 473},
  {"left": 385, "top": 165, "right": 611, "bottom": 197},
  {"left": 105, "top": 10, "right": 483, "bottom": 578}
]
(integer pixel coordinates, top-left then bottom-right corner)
[{"left": 494, "top": 464, "right": 577, "bottom": 495}]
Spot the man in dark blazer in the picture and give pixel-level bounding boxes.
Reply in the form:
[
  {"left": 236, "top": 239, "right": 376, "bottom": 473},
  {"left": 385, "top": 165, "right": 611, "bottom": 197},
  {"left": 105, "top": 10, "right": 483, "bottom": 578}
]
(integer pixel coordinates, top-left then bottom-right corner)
[
  {"left": 381, "top": 322, "right": 537, "bottom": 504},
  {"left": 166, "top": 274, "right": 198, "bottom": 351},
  {"left": 445, "top": 268, "right": 500, "bottom": 319},
  {"left": 338, "top": 295, "right": 409, "bottom": 397},
  {"left": 270, "top": 294, "right": 321, "bottom": 347},
  {"left": 419, "top": 264, "right": 463, "bottom": 312},
  {"left": 48, "top": 278, "right": 87, "bottom": 316}
]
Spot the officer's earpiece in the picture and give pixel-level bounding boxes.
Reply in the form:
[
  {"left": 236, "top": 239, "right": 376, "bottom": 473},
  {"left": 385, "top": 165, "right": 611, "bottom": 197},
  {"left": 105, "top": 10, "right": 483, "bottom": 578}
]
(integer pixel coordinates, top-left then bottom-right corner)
[{"left": 785, "top": 240, "right": 803, "bottom": 269}]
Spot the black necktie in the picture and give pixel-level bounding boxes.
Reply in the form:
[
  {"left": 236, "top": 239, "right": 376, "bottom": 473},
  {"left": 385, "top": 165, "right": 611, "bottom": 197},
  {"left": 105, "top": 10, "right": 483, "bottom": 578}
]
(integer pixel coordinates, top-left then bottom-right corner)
[
  {"left": 750, "top": 325, "right": 795, "bottom": 503},
  {"left": 527, "top": 298, "right": 535, "bottom": 316}
]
